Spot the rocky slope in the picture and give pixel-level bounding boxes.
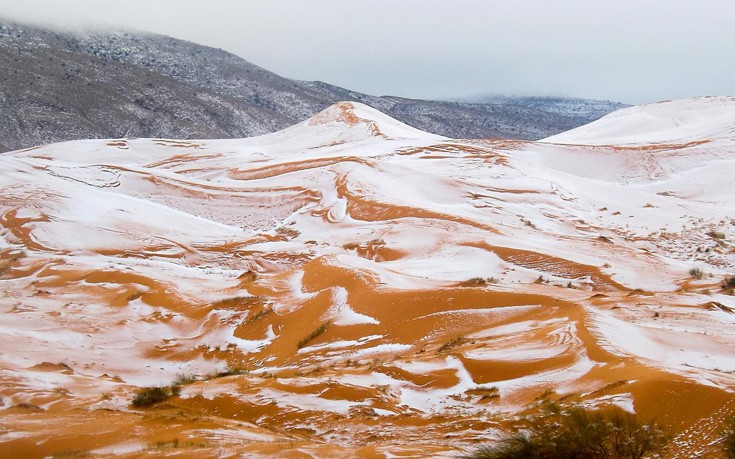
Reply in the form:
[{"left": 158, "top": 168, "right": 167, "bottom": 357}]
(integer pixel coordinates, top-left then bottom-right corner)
[
  {"left": 0, "top": 19, "right": 625, "bottom": 152},
  {"left": 0, "top": 98, "right": 734, "bottom": 457}
]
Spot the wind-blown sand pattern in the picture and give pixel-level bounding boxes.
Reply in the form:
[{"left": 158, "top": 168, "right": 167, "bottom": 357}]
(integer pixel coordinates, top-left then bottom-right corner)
[{"left": 1, "top": 99, "right": 734, "bottom": 458}]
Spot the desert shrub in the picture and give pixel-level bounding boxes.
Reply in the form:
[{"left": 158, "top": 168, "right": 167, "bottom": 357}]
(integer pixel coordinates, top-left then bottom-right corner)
[
  {"left": 131, "top": 386, "right": 172, "bottom": 407},
  {"left": 148, "top": 438, "right": 180, "bottom": 450},
  {"left": 467, "top": 277, "right": 488, "bottom": 285},
  {"left": 722, "top": 277, "right": 735, "bottom": 291},
  {"left": 247, "top": 306, "right": 273, "bottom": 323},
  {"left": 211, "top": 296, "right": 259, "bottom": 308},
  {"left": 724, "top": 416, "right": 735, "bottom": 459},
  {"left": 52, "top": 449, "right": 90, "bottom": 458},
  {"left": 463, "top": 277, "right": 498, "bottom": 287},
  {"left": 462, "top": 405, "right": 668, "bottom": 459},
  {"left": 689, "top": 268, "right": 704, "bottom": 279},
  {"left": 0, "top": 259, "right": 13, "bottom": 276},
  {"left": 211, "top": 367, "right": 248, "bottom": 378},
  {"left": 438, "top": 336, "right": 465, "bottom": 352},
  {"left": 172, "top": 373, "right": 197, "bottom": 386},
  {"left": 297, "top": 322, "right": 329, "bottom": 349},
  {"left": 708, "top": 230, "right": 726, "bottom": 240}
]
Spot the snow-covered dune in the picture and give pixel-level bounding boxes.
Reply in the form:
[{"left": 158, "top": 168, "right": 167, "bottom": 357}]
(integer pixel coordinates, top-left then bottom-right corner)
[
  {"left": 1, "top": 99, "right": 734, "bottom": 458},
  {"left": 542, "top": 96, "right": 735, "bottom": 145}
]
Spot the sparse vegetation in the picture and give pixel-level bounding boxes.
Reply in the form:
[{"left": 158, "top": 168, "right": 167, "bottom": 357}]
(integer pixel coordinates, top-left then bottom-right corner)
[
  {"left": 52, "top": 450, "right": 90, "bottom": 458},
  {"left": 150, "top": 438, "right": 180, "bottom": 450},
  {"left": 275, "top": 226, "right": 301, "bottom": 239},
  {"left": 462, "top": 404, "right": 668, "bottom": 459},
  {"left": 131, "top": 386, "right": 172, "bottom": 407},
  {"left": 172, "top": 373, "right": 197, "bottom": 386},
  {"left": 466, "top": 277, "right": 488, "bottom": 286},
  {"left": 145, "top": 438, "right": 208, "bottom": 451},
  {"left": 723, "top": 416, "right": 735, "bottom": 458},
  {"left": 210, "top": 367, "right": 248, "bottom": 379},
  {"left": 465, "top": 386, "right": 500, "bottom": 402},
  {"left": 247, "top": 306, "right": 273, "bottom": 323},
  {"left": 343, "top": 239, "right": 386, "bottom": 250},
  {"left": 438, "top": 336, "right": 465, "bottom": 352},
  {"left": 297, "top": 322, "right": 329, "bottom": 349},
  {"left": 708, "top": 230, "right": 726, "bottom": 240},
  {"left": 0, "top": 250, "right": 24, "bottom": 276},
  {"left": 689, "top": 268, "right": 705, "bottom": 279},
  {"left": 722, "top": 276, "right": 735, "bottom": 292},
  {"left": 521, "top": 218, "right": 537, "bottom": 229},
  {"left": 211, "top": 295, "right": 260, "bottom": 308},
  {"left": 131, "top": 373, "right": 200, "bottom": 407},
  {"left": 462, "top": 277, "right": 499, "bottom": 287},
  {"left": 0, "top": 259, "right": 13, "bottom": 276}
]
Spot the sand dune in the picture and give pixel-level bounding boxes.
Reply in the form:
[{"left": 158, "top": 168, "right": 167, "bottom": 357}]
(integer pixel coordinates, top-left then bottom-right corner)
[{"left": 1, "top": 100, "right": 734, "bottom": 457}]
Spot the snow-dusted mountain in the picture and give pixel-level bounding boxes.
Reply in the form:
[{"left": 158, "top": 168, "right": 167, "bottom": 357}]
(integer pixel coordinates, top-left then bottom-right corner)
[
  {"left": 1, "top": 97, "right": 734, "bottom": 457},
  {"left": 0, "top": 19, "right": 625, "bottom": 152},
  {"left": 468, "top": 95, "right": 628, "bottom": 121}
]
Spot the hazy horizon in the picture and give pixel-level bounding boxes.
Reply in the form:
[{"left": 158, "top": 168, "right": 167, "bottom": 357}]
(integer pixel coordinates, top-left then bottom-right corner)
[{"left": 1, "top": 0, "right": 734, "bottom": 105}]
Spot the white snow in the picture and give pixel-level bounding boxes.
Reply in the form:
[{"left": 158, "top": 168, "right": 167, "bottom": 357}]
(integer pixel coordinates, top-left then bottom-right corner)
[
  {"left": 543, "top": 96, "right": 735, "bottom": 145},
  {"left": 321, "top": 287, "right": 380, "bottom": 326}
]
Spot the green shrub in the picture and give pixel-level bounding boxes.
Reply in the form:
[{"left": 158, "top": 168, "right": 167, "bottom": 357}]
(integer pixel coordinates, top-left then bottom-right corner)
[{"left": 462, "top": 405, "right": 668, "bottom": 459}]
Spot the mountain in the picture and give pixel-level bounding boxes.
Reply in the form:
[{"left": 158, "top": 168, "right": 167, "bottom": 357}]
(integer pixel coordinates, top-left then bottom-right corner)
[
  {"left": 469, "top": 95, "right": 628, "bottom": 121},
  {"left": 1, "top": 98, "right": 734, "bottom": 457},
  {"left": 0, "top": 19, "right": 625, "bottom": 152}
]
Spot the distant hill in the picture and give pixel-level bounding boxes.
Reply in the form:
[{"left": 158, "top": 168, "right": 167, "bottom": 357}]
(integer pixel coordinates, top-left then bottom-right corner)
[
  {"left": 467, "top": 95, "right": 627, "bottom": 119},
  {"left": 0, "top": 19, "right": 626, "bottom": 151}
]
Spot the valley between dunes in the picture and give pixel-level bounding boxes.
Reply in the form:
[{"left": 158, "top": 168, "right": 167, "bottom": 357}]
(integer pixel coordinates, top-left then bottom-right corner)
[{"left": 1, "top": 99, "right": 735, "bottom": 458}]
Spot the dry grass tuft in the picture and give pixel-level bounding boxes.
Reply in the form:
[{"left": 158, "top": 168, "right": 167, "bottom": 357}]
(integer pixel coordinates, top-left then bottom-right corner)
[{"left": 297, "top": 322, "right": 330, "bottom": 349}]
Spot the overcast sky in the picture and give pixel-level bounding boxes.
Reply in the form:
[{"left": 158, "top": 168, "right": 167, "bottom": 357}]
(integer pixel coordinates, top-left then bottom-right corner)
[{"left": 1, "top": 0, "right": 734, "bottom": 104}]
